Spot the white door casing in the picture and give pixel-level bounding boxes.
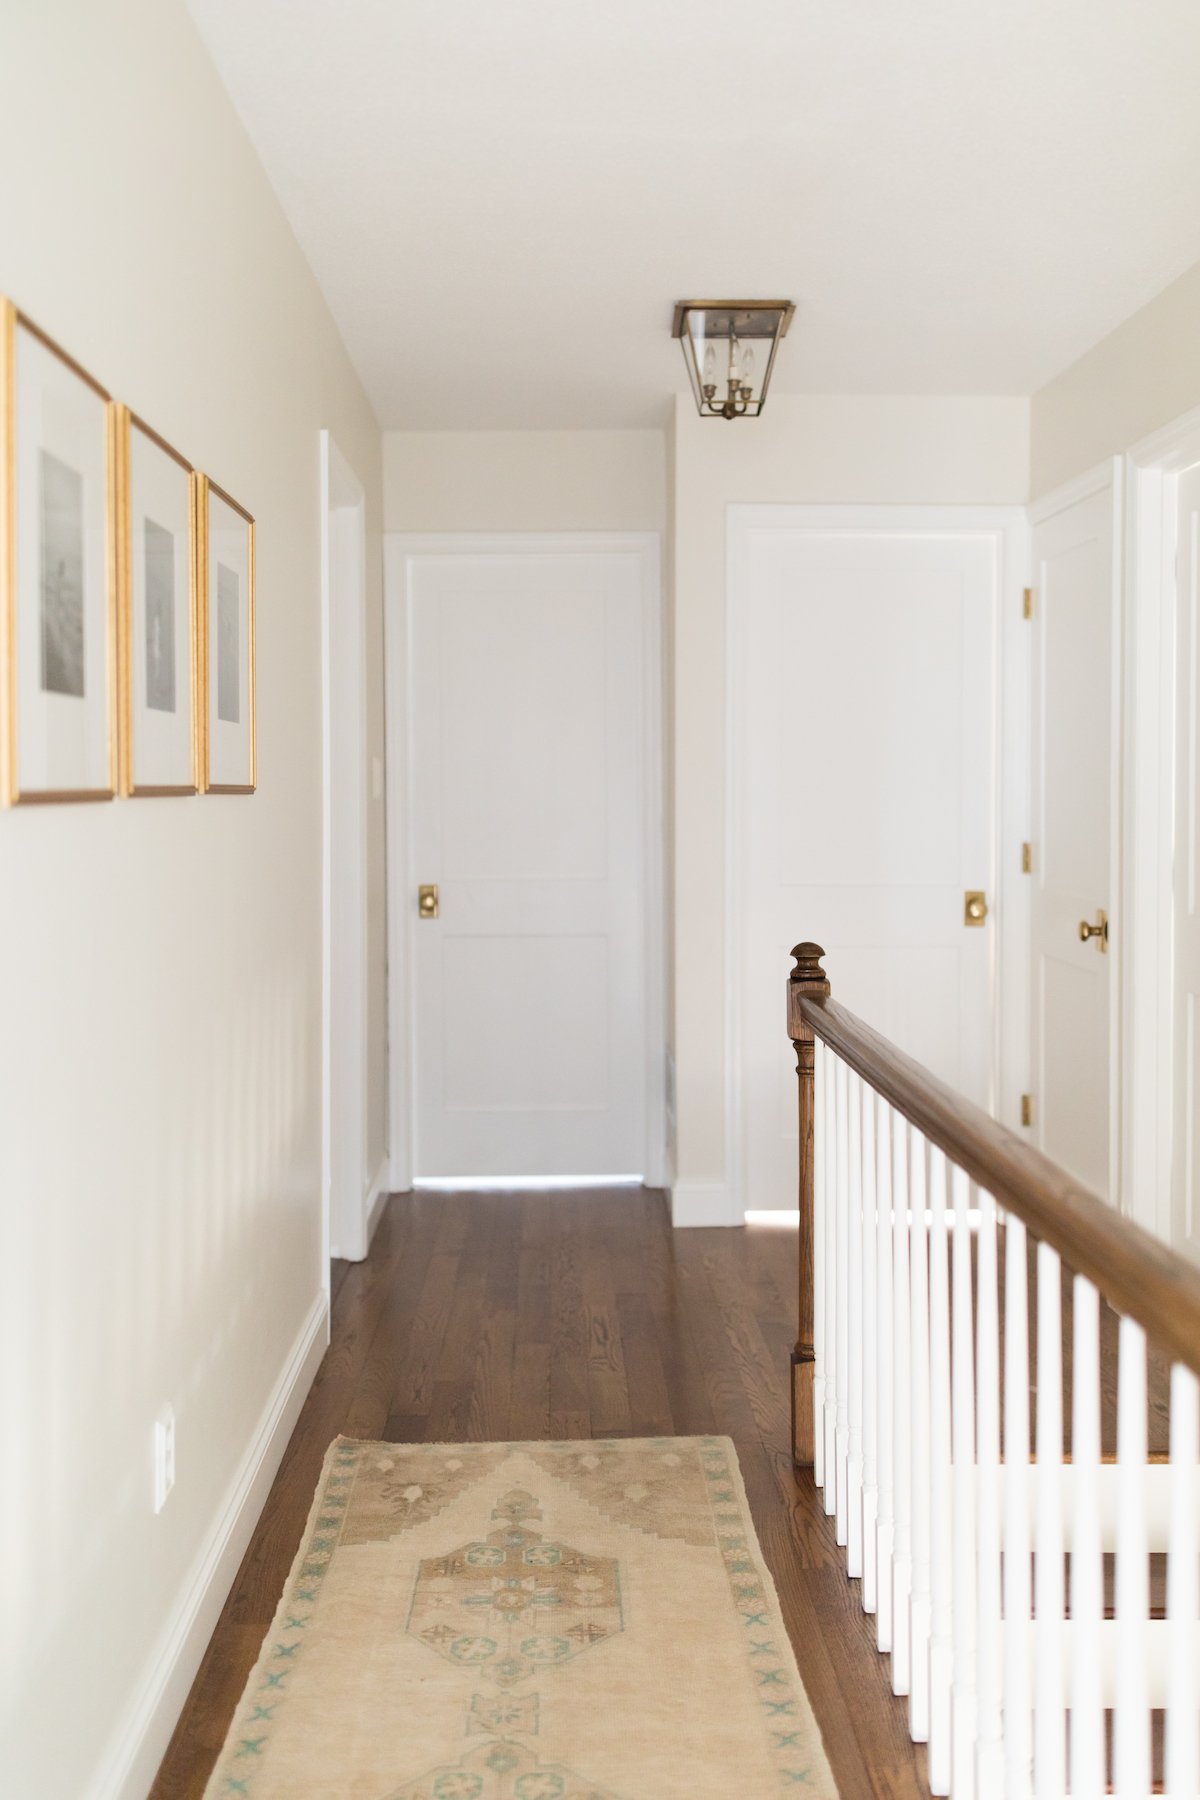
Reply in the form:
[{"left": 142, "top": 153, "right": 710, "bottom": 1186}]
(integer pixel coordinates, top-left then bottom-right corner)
[
  {"left": 321, "top": 432, "right": 373, "bottom": 1263},
  {"left": 386, "top": 533, "right": 664, "bottom": 1185},
  {"left": 1122, "top": 407, "right": 1200, "bottom": 1249},
  {"left": 1029, "top": 464, "right": 1122, "bottom": 1202},
  {"left": 1171, "top": 459, "right": 1200, "bottom": 1259},
  {"left": 729, "top": 506, "right": 1026, "bottom": 1220}
]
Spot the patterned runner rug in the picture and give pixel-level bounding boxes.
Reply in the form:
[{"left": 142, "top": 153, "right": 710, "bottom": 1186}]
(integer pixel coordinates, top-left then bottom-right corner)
[{"left": 206, "top": 1435, "right": 836, "bottom": 1798}]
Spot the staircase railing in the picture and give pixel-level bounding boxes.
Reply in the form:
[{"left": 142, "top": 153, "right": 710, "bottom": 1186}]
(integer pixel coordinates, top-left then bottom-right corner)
[{"left": 787, "top": 942, "right": 1200, "bottom": 1799}]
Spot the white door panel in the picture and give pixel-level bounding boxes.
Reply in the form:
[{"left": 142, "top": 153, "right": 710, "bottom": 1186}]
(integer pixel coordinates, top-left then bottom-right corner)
[
  {"left": 735, "top": 517, "right": 999, "bottom": 1214},
  {"left": 1030, "top": 475, "right": 1118, "bottom": 1199},
  {"left": 1172, "top": 462, "right": 1200, "bottom": 1258},
  {"left": 408, "top": 546, "right": 650, "bottom": 1179}
]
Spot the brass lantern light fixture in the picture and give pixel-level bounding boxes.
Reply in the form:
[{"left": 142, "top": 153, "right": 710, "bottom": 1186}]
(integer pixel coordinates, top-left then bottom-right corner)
[{"left": 673, "top": 300, "right": 795, "bottom": 419}]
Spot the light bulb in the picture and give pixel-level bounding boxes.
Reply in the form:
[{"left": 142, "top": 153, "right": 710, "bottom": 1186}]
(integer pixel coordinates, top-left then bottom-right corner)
[
  {"left": 703, "top": 344, "right": 717, "bottom": 382},
  {"left": 741, "top": 345, "right": 756, "bottom": 383}
]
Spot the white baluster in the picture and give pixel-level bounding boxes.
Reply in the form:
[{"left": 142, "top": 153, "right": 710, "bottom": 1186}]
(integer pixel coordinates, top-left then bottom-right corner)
[
  {"left": 1113, "top": 1317, "right": 1150, "bottom": 1799},
  {"left": 861, "top": 1082, "right": 879, "bottom": 1610},
  {"left": 892, "top": 1111, "right": 913, "bottom": 1697},
  {"left": 1003, "top": 1215, "right": 1032, "bottom": 1799},
  {"left": 1034, "top": 1243, "right": 1065, "bottom": 1799},
  {"left": 910, "top": 1127, "right": 932, "bottom": 1743},
  {"left": 927, "top": 1145, "right": 954, "bottom": 1794},
  {"left": 1068, "top": 1276, "right": 1103, "bottom": 1797},
  {"left": 876, "top": 1092, "right": 895, "bottom": 1653},
  {"left": 822, "top": 1043, "right": 838, "bottom": 1510},
  {"left": 835, "top": 1054, "right": 851, "bottom": 1544},
  {"left": 974, "top": 1187, "right": 1003, "bottom": 1800},
  {"left": 1166, "top": 1363, "right": 1200, "bottom": 1800},
  {"left": 951, "top": 1166, "right": 978, "bottom": 1800},
  {"left": 847, "top": 1070, "right": 865, "bottom": 1577},
  {"left": 812, "top": 1038, "right": 826, "bottom": 1491}
]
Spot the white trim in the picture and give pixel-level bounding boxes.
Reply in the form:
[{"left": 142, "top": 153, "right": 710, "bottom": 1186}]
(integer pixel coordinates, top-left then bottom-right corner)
[
  {"left": 332, "top": 1155, "right": 390, "bottom": 1261},
  {"left": 1029, "top": 459, "right": 1125, "bottom": 1206},
  {"left": 672, "top": 1178, "right": 742, "bottom": 1227},
  {"left": 1123, "top": 409, "right": 1200, "bottom": 1240},
  {"left": 1029, "top": 460, "right": 1117, "bottom": 524},
  {"left": 91, "top": 1293, "right": 329, "bottom": 1800},
  {"left": 725, "top": 503, "right": 1031, "bottom": 1219},
  {"left": 384, "top": 530, "right": 667, "bottom": 1188},
  {"left": 995, "top": 505, "right": 1034, "bottom": 1130},
  {"left": 365, "top": 1154, "right": 392, "bottom": 1252},
  {"left": 416, "top": 1176, "right": 646, "bottom": 1193},
  {"left": 320, "top": 432, "right": 371, "bottom": 1263},
  {"left": 384, "top": 534, "right": 415, "bottom": 1196}
]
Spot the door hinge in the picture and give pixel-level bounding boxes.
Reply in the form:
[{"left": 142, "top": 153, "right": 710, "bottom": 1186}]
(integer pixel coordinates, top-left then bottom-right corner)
[
  {"left": 1020, "top": 1094, "right": 1033, "bottom": 1128},
  {"left": 1023, "top": 587, "right": 1033, "bottom": 620},
  {"left": 1021, "top": 841, "right": 1032, "bottom": 874}
]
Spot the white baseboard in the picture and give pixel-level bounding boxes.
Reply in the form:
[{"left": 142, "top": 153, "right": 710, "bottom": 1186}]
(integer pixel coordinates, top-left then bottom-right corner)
[
  {"left": 365, "top": 1155, "right": 391, "bottom": 1249},
  {"left": 330, "top": 1156, "right": 393, "bottom": 1262},
  {"left": 670, "top": 1179, "right": 742, "bottom": 1227},
  {"left": 93, "top": 1291, "right": 329, "bottom": 1800}
]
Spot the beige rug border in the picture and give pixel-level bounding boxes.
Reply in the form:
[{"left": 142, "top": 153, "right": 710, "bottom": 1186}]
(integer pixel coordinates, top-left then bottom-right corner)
[
  {"left": 203, "top": 1435, "right": 352, "bottom": 1799},
  {"left": 205, "top": 1433, "right": 837, "bottom": 1797}
]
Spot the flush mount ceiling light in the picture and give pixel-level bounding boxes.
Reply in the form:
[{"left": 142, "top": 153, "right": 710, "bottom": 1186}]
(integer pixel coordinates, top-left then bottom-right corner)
[{"left": 673, "top": 300, "right": 795, "bottom": 419}]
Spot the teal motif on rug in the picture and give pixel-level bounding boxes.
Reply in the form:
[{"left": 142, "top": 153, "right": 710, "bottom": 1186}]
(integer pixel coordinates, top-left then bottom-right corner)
[{"left": 407, "top": 1486, "right": 623, "bottom": 1690}]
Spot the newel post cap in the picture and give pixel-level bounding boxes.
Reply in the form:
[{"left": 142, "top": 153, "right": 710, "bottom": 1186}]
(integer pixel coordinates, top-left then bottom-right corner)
[{"left": 789, "top": 943, "right": 829, "bottom": 988}]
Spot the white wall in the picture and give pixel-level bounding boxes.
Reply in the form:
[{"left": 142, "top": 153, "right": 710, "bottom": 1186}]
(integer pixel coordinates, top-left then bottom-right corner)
[
  {"left": 669, "top": 393, "right": 1030, "bottom": 1205},
  {"left": 0, "top": 3, "right": 383, "bottom": 1795},
  {"left": 384, "top": 428, "right": 666, "bottom": 533},
  {"left": 1031, "top": 257, "right": 1200, "bottom": 499}
]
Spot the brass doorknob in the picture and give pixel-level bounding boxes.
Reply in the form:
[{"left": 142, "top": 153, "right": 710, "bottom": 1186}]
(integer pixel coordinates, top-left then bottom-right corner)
[
  {"left": 1078, "top": 909, "right": 1108, "bottom": 950},
  {"left": 964, "top": 891, "right": 988, "bottom": 926},
  {"left": 418, "top": 883, "right": 439, "bottom": 919}
]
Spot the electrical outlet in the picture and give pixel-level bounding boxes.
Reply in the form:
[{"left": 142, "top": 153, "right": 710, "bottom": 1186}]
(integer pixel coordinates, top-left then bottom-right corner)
[{"left": 153, "top": 1406, "right": 176, "bottom": 1513}]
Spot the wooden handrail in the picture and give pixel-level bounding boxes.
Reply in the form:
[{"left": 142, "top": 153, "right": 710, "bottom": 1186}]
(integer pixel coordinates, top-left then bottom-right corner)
[{"left": 787, "top": 944, "right": 1200, "bottom": 1451}]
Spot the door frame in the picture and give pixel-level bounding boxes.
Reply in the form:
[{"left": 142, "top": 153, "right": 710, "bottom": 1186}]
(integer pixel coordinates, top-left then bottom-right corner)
[
  {"left": 725, "top": 503, "right": 1031, "bottom": 1222},
  {"left": 1123, "top": 408, "right": 1200, "bottom": 1237},
  {"left": 320, "top": 431, "right": 373, "bottom": 1267},
  {"left": 384, "top": 530, "right": 667, "bottom": 1189}
]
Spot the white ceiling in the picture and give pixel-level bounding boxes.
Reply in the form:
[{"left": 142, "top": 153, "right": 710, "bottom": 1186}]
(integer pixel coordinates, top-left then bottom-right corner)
[{"left": 187, "top": 0, "right": 1200, "bottom": 430}]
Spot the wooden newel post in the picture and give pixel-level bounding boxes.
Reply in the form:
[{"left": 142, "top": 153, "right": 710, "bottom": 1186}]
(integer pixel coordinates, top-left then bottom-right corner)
[{"left": 788, "top": 942, "right": 829, "bottom": 1467}]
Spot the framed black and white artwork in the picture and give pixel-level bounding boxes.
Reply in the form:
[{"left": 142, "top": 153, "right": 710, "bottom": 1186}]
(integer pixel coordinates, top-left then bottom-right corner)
[
  {"left": 0, "top": 300, "right": 117, "bottom": 804},
  {"left": 117, "top": 409, "right": 198, "bottom": 794},
  {"left": 196, "top": 474, "right": 255, "bottom": 794}
]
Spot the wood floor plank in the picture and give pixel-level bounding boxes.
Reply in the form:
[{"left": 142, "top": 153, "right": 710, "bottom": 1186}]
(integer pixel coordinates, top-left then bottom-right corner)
[
  {"left": 548, "top": 1207, "right": 591, "bottom": 1435},
  {"left": 509, "top": 1339, "right": 552, "bottom": 1439},
  {"left": 581, "top": 1227, "right": 634, "bottom": 1435}
]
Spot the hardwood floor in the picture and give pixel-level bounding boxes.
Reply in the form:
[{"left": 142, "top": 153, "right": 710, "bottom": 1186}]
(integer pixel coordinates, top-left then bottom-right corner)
[{"left": 150, "top": 1187, "right": 927, "bottom": 1799}]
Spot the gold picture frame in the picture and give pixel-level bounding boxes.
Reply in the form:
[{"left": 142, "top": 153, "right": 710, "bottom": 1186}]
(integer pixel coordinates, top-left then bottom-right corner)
[
  {"left": 195, "top": 472, "right": 256, "bottom": 794},
  {"left": 0, "top": 298, "right": 118, "bottom": 805},
  {"left": 115, "top": 407, "right": 200, "bottom": 796}
]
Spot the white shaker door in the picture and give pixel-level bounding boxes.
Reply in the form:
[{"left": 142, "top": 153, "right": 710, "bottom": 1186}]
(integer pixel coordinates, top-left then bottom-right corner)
[
  {"left": 408, "top": 545, "right": 650, "bottom": 1180},
  {"left": 736, "top": 513, "right": 999, "bottom": 1215}
]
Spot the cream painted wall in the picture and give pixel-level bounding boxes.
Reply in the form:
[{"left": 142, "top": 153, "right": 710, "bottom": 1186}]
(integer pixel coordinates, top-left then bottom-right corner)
[
  {"left": 383, "top": 428, "right": 666, "bottom": 532},
  {"left": 0, "top": 3, "right": 383, "bottom": 1795},
  {"left": 1031, "top": 257, "right": 1200, "bottom": 499},
  {"left": 670, "top": 393, "right": 1030, "bottom": 1202}
]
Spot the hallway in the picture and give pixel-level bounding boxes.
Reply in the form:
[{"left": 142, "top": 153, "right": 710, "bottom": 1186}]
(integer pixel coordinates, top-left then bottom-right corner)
[{"left": 152, "top": 1190, "right": 928, "bottom": 1797}]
